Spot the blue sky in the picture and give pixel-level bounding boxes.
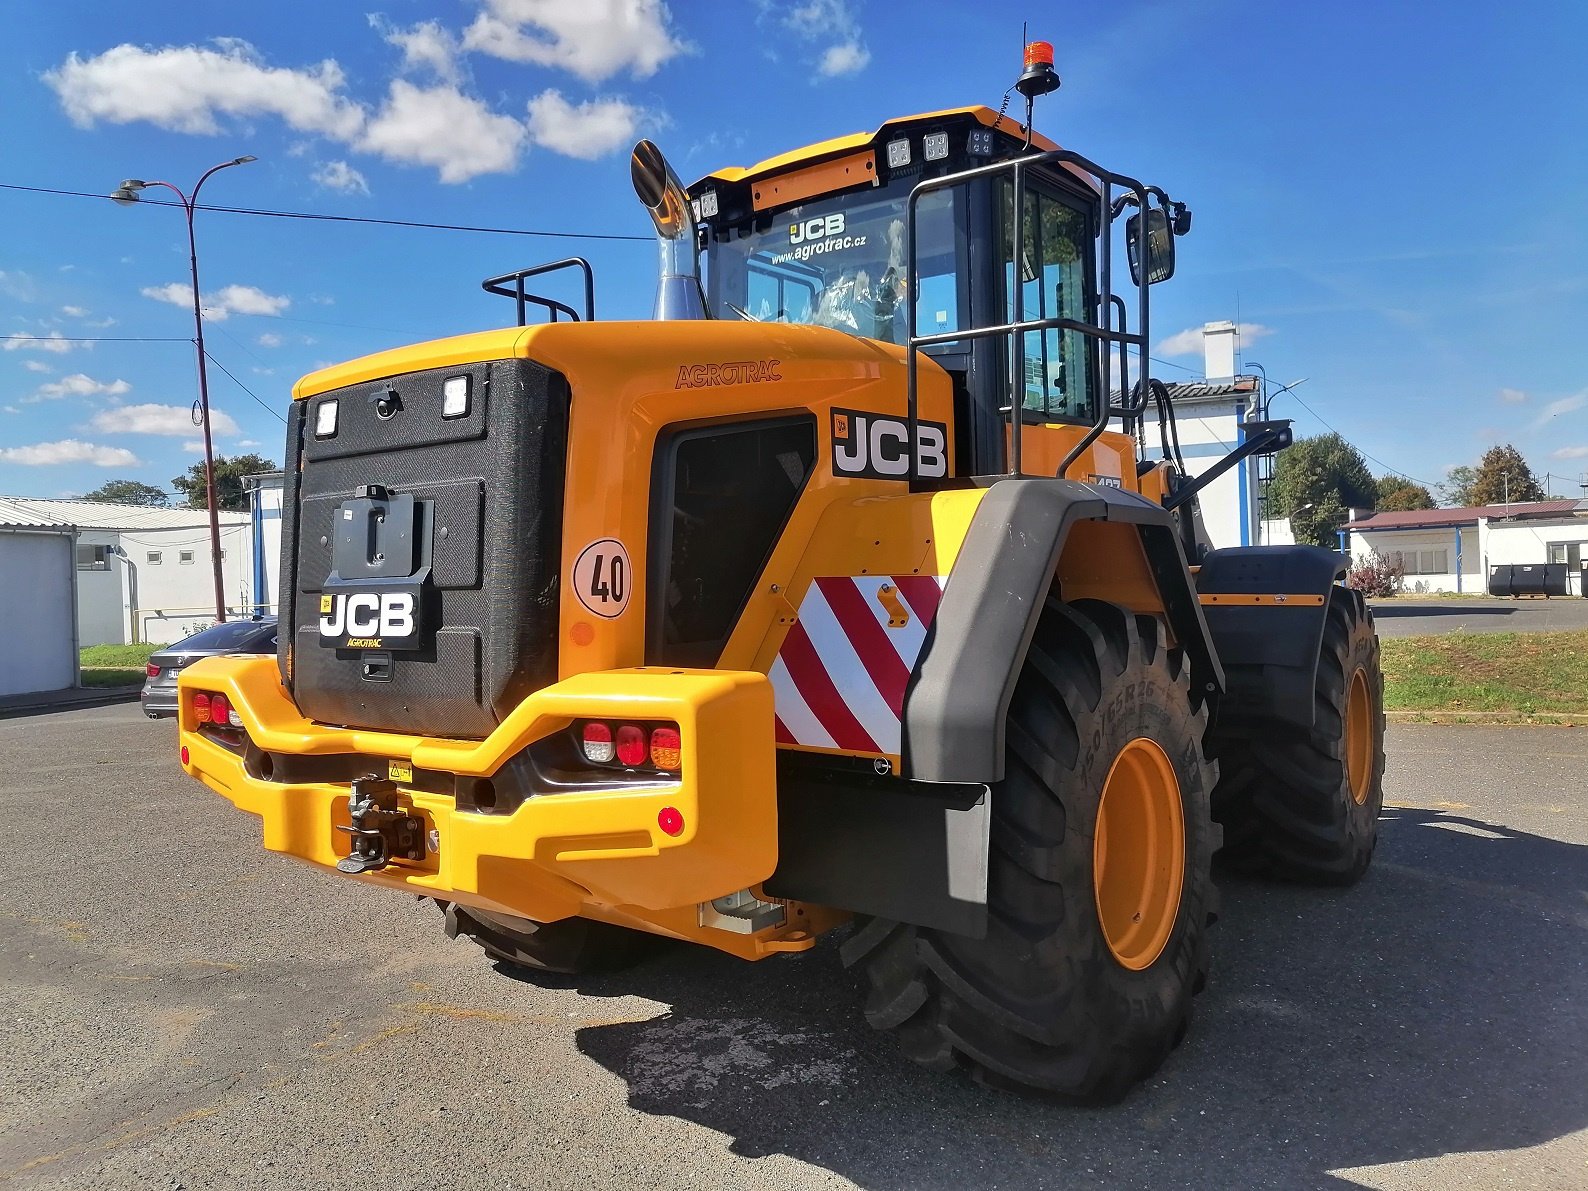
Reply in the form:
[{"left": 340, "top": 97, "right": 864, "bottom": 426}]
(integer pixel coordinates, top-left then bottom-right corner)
[{"left": 3, "top": 1, "right": 1586, "bottom": 500}]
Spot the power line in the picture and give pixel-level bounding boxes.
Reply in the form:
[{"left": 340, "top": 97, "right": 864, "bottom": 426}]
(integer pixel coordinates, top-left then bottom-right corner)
[
  {"left": 0, "top": 182, "right": 651, "bottom": 242},
  {"left": 1281, "top": 387, "right": 1441, "bottom": 489},
  {"left": 202, "top": 349, "right": 287, "bottom": 424},
  {"left": 2, "top": 333, "right": 190, "bottom": 343}
]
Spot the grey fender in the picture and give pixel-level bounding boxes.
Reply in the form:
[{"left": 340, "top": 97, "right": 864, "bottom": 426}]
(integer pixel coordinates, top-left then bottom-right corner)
[
  {"left": 902, "top": 478, "right": 1222, "bottom": 785},
  {"left": 1194, "top": 544, "right": 1348, "bottom": 731}
]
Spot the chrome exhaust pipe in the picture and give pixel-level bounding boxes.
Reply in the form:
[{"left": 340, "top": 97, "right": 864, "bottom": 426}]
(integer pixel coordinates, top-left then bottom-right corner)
[{"left": 630, "top": 139, "right": 708, "bottom": 321}]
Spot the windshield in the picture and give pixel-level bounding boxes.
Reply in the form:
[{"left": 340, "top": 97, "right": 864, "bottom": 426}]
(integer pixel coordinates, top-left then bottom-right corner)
[
  {"left": 174, "top": 619, "right": 277, "bottom": 652},
  {"left": 706, "top": 177, "right": 963, "bottom": 345}
]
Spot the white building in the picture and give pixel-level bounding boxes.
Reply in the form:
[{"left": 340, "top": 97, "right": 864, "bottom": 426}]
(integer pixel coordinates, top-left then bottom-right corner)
[
  {"left": 1345, "top": 500, "right": 1588, "bottom": 595},
  {"left": 0, "top": 507, "right": 78, "bottom": 697},
  {"left": 1138, "top": 322, "right": 1263, "bottom": 550},
  {"left": 0, "top": 497, "right": 255, "bottom": 646}
]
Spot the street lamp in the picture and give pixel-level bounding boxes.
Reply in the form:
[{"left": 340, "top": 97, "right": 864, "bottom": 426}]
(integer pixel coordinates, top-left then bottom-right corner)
[{"left": 110, "top": 155, "right": 256, "bottom": 623}]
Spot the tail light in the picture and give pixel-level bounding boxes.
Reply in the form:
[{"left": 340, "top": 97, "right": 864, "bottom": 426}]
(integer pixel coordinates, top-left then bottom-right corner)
[
  {"left": 576, "top": 720, "right": 682, "bottom": 773},
  {"left": 581, "top": 722, "right": 615, "bottom": 763},
  {"left": 649, "top": 727, "right": 681, "bottom": 771},
  {"left": 145, "top": 663, "right": 161, "bottom": 678},
  {"left": 615, "top": 725, "right": 647, "bottom": 767},
  {"left": 193, "top": 692, "right": 212, "bottom": 724},
  {"left": 210, "top": 693, "right": 232, "bottom": 727}
]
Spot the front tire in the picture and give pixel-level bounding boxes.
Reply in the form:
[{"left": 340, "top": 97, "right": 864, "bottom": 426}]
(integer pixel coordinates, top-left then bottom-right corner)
[
  {"left": 1209, "top": 587, "right": 1386, "bottom": 884},
  {"left": 843, "top": 599, "right": 1218, "bottom": 1102}
]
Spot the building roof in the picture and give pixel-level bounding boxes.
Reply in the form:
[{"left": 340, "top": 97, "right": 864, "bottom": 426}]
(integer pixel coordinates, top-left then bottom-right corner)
[
  {"left": 0, "top": 497, "right": 248, "bottom": 531},
  {"left": 0, "top": 502, "right": 75, "bottom": 531},
  {"left": 1350, "top": 499, "right": 1585, "bottom": 531},
  {"left": 1116, "top": 375, "right": 1259, "bottom": 407}
]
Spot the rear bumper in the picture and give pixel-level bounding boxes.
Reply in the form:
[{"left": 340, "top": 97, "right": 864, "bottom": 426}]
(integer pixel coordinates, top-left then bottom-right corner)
[
  {"left": 177, "top": 656, "right": 807, "bottom": 958},
  {"left": 140, "top": 684, "right": 178, "bottom": 717}
]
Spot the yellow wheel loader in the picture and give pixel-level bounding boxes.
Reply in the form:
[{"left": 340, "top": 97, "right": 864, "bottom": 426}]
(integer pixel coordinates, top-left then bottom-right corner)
[{"left": 178, "top": 45, "right": 1386, "bottom": 1101}]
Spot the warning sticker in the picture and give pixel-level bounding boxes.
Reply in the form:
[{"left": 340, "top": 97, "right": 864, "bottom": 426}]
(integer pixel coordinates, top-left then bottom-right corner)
[{"left": 572, "top": 538, "right": 632, "bottom": 619}]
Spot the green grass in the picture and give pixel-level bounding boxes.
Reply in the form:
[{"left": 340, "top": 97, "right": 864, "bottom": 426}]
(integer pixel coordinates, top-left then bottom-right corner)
[
  {"left": 1381, "top": 629, "right": 1588, "bottom": 721},
  {"left": 80, "top": 642, "right": 159, "bottom": 668},
  {"left": 79, "top": 667, "right": 146, "bottom": 688}
]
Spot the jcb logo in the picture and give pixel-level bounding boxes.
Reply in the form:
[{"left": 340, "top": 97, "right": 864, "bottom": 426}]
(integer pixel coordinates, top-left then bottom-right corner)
[
  {"left": 831, "top": 408, "right": 948, "bottom": 481},
  {"left": 319, "top": 591, "right": 416, "bottom": 643},
  {"left": 790, "top": 214, "right": 845, "bottom": 243}
]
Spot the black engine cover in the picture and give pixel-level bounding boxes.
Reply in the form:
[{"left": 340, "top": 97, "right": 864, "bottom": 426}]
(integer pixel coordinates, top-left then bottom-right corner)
[{"left": 278, "top": 358, "right": 569, "bottom": 737}]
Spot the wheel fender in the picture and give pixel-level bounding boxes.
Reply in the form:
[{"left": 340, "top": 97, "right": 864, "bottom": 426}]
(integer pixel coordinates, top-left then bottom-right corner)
[
  {"left": 1195, "top": 544, "right": 1348, "bottom": 730},
  {"left": 902, "top": 478, "right": 1222, "bottom": 784}
]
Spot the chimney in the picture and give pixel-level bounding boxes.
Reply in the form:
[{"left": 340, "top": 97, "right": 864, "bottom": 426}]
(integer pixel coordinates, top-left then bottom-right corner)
[{"left": 1202, "top": 320, "right": 1237, "bottom": 380}]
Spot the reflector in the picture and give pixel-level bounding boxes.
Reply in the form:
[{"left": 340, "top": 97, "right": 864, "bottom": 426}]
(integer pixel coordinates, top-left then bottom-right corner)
[{"left": 657, "top": 806, "right": 684, "bottom": 837}]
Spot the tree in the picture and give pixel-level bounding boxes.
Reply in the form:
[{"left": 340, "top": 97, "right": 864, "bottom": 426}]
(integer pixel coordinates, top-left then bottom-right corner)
[
  {"left": 1374, "top": 474, "right": 1435, "bottom": 512},
  {"left": 1437, "top": 465, "right": 1478, "bottom": 508},
  {"left": 171, "top": 453, "right": 278, "bottom": 512},
  {"left": 1267, "top": 432, "right": 1377, "bottom": 548},
  {"left": 79, "top": 479, "right": 169, "bottom": 507},
  {"left": 1469, "top": 443, "right": 1546, "bottom": 506}
]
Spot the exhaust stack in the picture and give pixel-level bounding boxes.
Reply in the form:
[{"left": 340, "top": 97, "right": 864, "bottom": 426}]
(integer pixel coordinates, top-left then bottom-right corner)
[{"left": 630, "top": 139, "right": 708, "bottom": 321}]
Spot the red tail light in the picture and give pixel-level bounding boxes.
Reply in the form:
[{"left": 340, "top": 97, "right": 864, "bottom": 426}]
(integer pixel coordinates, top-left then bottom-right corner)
[
  {"left": 615, "top": 724, "right": 647, "bottom": 767},
  {"left": 145, "top": 663, "right": 160, "bottom": 678},
  {"left": 649, "top": 727, "right": 681, "bottom": 771},
  {"left": 193, "top": 692, "right": 211, "bottom": 724},
  {"left": 209, "top": 693, "right": 231, "bottom": 727},
  {"left": 581, "top": 721, "right": 615, "bottom": 763}
]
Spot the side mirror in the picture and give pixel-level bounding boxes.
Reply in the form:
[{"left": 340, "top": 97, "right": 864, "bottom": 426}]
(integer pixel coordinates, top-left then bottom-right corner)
[{"left": 1126, "top": 207, "right": 1176, "bottom": 285}]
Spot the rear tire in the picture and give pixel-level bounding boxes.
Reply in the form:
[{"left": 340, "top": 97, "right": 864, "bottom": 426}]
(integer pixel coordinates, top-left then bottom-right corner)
[
  {"left": 444, "top": 904, "right": 669, "bottom": 977},
  {"left": 1208, "top": 587, "right": 1386, "bottom": 884},
  {"left": 843, "top": 599, "right": 1219, "bottom": 1102}
]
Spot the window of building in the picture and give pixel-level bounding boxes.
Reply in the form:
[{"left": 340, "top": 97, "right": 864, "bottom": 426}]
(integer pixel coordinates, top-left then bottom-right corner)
[
  {"left": 179, "top": 549, "right": 195, "bottom": 565},
  {"left": 1547, "top": 541, "right": 1584, "bottom": 569},
  {"left": 75, "top": 543, "right": 109, "bottom": 571},
  {"left": 146, "top": 550, "right": 162, "bottom": 565},
  {"left": 1391, "top": 548, "right": 1449, "bottom": 575}
]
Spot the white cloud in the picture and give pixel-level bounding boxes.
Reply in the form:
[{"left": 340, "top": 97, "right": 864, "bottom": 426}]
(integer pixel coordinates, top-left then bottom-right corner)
[
  {"left": 44, "top": 40, "right": 363, "bottom": 139},
  {"left": 765, "top": 0, "right": 870, "bottom": 78},
  {"left": 463, "top": 0, "right": 686, "bottom": 82},
  {"left": 359, "top": 81, "right": 526, "bottom": 183},
  {"left": 1155, "top": 322, "right": 1274, "bottom": 357},
  {"left": 142, "top": 282, "right": 290, "bottom": 320},
  {"left": 237, "top": 439, "right": 262, "bottom": 447},
  {"left": 182, "top": 441, "right": 207, "bottom": 454},
  {"left": 2, "top": 406, "right": 18, "bottom": 414},
  {"left": 525, "top": 89, "right": 649, "bottom": 159},
  {"left": 0, "top": 439, "right": 140, "bottom": 467},
  {"left": 21, "top": 360, "right": 51, "bottom": 373},
  {"left": 311, "top": 160, "right": 370, "bottom": 195},
  {"left": 0, "top": 270, "right": 37, "bottom": 301},
  {"left": 36, "top": 373, "right": 132, "bottom": 399},
  {"left": 1550, "top": 445, "right": 1588, "bottom": 459},
  {"left": 257, "top": 332, "right": 284, "bottom": 348},
  {"left": 818, "top": 42, "right": 870, "bottom": 76},
  {"left": 373, "top": 17, "right": 462, "bottom": 84},
  {"left": 61, "top": 305, "right": 88, "bottom": 318},
  {"left": 1499, "top": 387, "right": 1527, "bottom": 404},
  {"left": 1528, "top": 391, "right": 1586, "bottom": 430},
  {"left": 91, "top": 402, "right": 241, "bottom": 437},
  {"left": 2, "top": 331, "right": 83, "bottom": 354}
]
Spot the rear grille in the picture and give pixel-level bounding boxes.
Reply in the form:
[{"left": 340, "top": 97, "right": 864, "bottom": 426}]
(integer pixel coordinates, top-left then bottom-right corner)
[{"left": 278, "top": 357, "right": 569, "bottom": 737}]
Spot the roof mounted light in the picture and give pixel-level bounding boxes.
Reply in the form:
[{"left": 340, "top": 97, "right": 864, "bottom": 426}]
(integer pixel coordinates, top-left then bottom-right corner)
[
  {"left": 923, "top": 132, "right": 949, "bottom": 162},
  {"left": 1016, "top": 41, "right": 1062, "bottom": 98},
  {"left": 885, "top": 138, "right": 911, "bottom": 169}
]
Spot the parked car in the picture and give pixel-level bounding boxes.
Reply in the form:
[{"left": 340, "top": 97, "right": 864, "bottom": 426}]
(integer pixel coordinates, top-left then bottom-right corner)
[{"left": 141, "top": 617, "right": 278, "bottom": 719}]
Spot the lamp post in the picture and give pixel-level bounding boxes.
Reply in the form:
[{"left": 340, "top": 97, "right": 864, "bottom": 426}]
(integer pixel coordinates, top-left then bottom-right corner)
[{"left": 111, "top": 156, "right": 256, "bottom": 623}]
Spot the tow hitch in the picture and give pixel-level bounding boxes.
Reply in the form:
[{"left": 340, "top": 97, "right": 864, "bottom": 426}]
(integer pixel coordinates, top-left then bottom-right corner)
[{"left": 336, "top": 774, "right": 427, "bottom": 874}]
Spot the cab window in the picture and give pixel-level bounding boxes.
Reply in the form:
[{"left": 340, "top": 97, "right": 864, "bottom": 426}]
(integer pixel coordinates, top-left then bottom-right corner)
[{"left": 999, "top": 181, "right": 1096, "bottom": 424}]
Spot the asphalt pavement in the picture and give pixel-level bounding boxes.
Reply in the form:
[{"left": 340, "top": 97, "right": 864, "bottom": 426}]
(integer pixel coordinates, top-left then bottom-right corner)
[
  {"left": 1369, "top": 596, "right": 1588, "bottom": 638},
  {"left": 3, "top": 705, "right": 1585, "bottom": 1190}
]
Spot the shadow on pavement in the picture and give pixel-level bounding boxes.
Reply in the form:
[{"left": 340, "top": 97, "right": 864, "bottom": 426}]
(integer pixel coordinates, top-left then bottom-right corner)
[
  {"left": 1369, "top": 604, "right": 1516, "bottom": 618},
  {"left": 547, "top": 807, "right": 1587, "bottom": 1189}
]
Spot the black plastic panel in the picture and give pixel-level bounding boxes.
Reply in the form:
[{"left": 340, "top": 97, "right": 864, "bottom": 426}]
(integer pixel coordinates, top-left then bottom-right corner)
[{"left": 281, "top": 358, "right": 568, "bottom": 737}]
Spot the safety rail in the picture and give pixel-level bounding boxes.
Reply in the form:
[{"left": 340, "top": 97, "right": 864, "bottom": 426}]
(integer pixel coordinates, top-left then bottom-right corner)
[
  {"left": 481, "top": 257, "right": 596, "bottom": 326},
  {"left": 904, "top": 149, "right": 1172, "bottom": 483}
]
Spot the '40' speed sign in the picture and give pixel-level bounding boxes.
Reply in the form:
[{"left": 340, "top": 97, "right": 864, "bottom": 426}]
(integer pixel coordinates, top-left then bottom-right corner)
[{"left": 572, "top": 538, "right": 631, "bottom": 619}]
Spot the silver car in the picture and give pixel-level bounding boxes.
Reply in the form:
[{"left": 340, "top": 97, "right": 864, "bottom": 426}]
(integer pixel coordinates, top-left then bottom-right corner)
[{"left": 141, "top": 617, "right": 278, "bottom": 719}]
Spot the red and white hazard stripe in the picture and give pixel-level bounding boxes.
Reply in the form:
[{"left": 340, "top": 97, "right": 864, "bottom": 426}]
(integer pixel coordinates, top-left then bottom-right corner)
[{"left": 770, "top": 575, "right": 945, "bottom": 756}]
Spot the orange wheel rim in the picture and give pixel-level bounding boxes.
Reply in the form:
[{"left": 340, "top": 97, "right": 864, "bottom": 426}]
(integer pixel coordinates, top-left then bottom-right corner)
[
  {"left": 1093, "top": 737, "right": 1185, "bottom": 971},
  {"left": 1345, "top": 667, "right": 1372, "bottom": 805}
]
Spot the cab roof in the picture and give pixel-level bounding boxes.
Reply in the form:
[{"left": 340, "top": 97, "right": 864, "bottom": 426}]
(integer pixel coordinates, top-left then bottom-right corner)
[{"left": 692, "top": 105, "right": 1063, "bottom": 191}]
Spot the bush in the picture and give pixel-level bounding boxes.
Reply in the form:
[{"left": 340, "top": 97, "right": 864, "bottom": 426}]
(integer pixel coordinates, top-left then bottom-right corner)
[{"left": 1346, "top": 552, "right": 1404, "bottom": 597}]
